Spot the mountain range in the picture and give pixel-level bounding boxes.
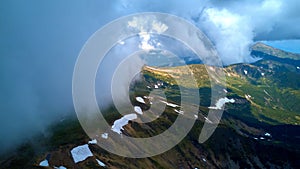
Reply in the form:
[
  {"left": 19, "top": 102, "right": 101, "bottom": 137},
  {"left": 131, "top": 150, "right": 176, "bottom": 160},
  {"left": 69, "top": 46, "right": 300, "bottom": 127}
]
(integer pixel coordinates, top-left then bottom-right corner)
[{"left": 1, "top": 43, "right": 299, "bottom": 169}]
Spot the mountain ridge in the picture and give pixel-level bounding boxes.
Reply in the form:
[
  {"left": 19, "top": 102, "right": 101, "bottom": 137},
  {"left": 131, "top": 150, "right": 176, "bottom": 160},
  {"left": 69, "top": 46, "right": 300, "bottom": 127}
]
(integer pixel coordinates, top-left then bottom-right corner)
[
  {"left": 142, "top": 42, "right": 300, "bottom": 125},
  {"left": 1, "top": 42, "right": 300, "bottom": 169},
  {"left": 251, "top": 42, "right": 300, "bottom": 60}
]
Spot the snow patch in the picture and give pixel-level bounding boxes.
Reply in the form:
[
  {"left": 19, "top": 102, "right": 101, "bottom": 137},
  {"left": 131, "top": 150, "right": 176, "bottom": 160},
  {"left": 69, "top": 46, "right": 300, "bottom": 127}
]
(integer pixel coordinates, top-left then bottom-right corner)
[
  {"left": 71, "top": 144, "right": 93, "bottom": 163},
  {"left": 204, "top": 117, "right": 213, "bottom": 123},
  {"left": 136, "top": 97, "right": 145, "bottom": 104},
  {"left": 202, "top": 158, "right": 207, "bottom": 162},
  {"left": 297, "top": 66, "right": 300, "bottom": 69},
  {"left": 208, "top": 97, "right": 235, "bottom": 110},
  {"left": 244, "top": 70, "right": 248, "bottom": 75},
  {"left": 261, "top": 72, "right": 265, "bottom": 76},
  {"left": 134, "top": 106, "right": 143, "bottom": 115},
  {"left": 88, "top": 139, "right": 97, "bottom": 144},
  {"left": 54, "top": 166, "right": 67, "bottom": 169},
  {"left": 245, "top": 94, "right": 252, "bottom": 99},
  {"left": 111, "top": 114, "right": 137, "bottom": 135},
  {"left": 194, "top": 114, "right": 198, "bottom": 119},
  {"left": 39, "top": 159, "right": 49, "bottom": 167},
  {"left": 161, "top": 100, "right": 179, "bottom": 108},
  {"left": 101, "top": 133, "right": 108, "bottom": 139},
  {"left": 265, "top": 132, "right": 271, "bottom": 137},
  {"left": 154, "top": 84, "right": 159, "bottom": 88},
  {"left": 96, "top": 159, "right": 106, "bottom": 167},
  {"left": 157, "top": 82, "right": 164, "bottom": 86},
  {"left": 174, "top": 109, "right": 184, "bottom": 115}
]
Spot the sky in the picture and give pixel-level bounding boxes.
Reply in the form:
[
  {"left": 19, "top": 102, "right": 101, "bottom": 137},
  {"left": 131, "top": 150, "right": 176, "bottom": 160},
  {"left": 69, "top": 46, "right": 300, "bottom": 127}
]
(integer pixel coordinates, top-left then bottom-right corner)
[
  {"left": 263, "top": 40, "right": 300, "bottom": 54},
  {"left": 0, "top": 0, "right": 299, "bottom": 153}
]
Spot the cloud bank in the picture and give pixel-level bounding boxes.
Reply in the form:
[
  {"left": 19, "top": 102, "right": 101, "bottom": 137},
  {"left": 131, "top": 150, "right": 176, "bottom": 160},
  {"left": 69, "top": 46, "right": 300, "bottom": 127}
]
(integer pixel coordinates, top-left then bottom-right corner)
[
  {"left": 0, "top": 0, "right": 299, "bottom": 153},
  {"left": 119, "top": 0, "right": 300, "bottom": 64}
]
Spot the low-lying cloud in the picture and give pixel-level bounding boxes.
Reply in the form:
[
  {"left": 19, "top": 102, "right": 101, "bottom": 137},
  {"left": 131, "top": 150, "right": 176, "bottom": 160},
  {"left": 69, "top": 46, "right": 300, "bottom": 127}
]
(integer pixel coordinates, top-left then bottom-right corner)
[
  {"left": 0, "top": 0, "right": 299, "bottom": 153},
  {"left": 119, "top": 0, "right": 300, "bottom": 64}
]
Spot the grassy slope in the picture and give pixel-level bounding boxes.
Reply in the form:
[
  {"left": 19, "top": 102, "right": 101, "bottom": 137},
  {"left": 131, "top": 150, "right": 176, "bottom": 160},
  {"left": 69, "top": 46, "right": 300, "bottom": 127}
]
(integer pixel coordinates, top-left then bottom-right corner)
[
  {"left": 1, "top": 43, "right": 300, "bottom": 168},
  {"left": 2, "top": 106, "right": 299, "bottom": 169},
  {"left": 143, "top": 60, "right": 300, "bottom": 125},
  {"left": 252, "top": 42, "right": 300, "bottom": 60}
]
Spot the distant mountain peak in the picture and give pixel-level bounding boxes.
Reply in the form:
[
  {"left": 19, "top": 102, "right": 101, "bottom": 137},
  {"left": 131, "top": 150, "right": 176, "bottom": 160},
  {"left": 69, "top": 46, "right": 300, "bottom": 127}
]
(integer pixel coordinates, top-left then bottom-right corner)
[{"left": 251, "top": 42, "right": 300, "bottom": 60}]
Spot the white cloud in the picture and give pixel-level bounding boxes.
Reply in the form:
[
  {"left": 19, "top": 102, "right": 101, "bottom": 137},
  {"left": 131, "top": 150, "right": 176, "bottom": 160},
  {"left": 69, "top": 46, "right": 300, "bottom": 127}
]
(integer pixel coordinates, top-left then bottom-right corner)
[
  {"left": 2, "top": 0, "right": 299, "bottom": 153},
  {"left": 199, "top": 8, "right": 255, "bottom": 64},
  {"left": 128, "top": 16, "right": 168, "bottom": 50},
  {"left": 127, "top": 16, "right": 168, "bottom": 34},
  {"left": 152, "top": 20, "right": 168, "bottom": 34},
  {"left": 139, "top": 32, "right": 155, "bottom": 50},
  {"left": 120, "top": 0, "right": 300, "bottom": 64}
]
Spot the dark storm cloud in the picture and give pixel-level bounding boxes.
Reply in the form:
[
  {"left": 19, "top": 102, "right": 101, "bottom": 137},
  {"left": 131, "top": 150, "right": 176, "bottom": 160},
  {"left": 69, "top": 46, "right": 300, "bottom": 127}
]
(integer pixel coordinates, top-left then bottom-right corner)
[
  {"left": 0, "top": 0, "right": 299, "bottom": 153},
  {"left": 0, "top": 0, "right": 121, "bottom": 152}
]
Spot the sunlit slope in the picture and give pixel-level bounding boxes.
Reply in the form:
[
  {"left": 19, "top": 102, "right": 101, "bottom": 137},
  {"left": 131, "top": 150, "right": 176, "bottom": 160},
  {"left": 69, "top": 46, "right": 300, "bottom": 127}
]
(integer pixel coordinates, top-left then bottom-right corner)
[
  {"left": 142, "top": 56, "right": 300, "bottom": 125},
  {"left": 2, "top": 43, "right": 300, "bottom": 169},
  {"left": 252, "top": 42, "right": 300, "bottom": 60}
]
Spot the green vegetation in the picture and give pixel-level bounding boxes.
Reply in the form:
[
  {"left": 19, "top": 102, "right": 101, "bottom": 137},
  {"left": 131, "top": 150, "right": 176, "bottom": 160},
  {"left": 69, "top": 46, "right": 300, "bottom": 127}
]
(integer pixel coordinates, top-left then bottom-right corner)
[
  {"left": 142, "top": 52, "right": 300, "bottom": 125},
  {"left": 252, "top": 42, "right": 300, "bottom": 60},
  {"left": 1, "top": 42, "right": 300, "bottom": 169}
]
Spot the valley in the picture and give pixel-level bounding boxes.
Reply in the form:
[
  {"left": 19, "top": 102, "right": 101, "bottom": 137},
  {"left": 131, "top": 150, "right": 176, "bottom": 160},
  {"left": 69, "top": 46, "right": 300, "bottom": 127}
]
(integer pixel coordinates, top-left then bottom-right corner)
[{"left": 1, "top": 43, "right": 300, "bottom": 169}]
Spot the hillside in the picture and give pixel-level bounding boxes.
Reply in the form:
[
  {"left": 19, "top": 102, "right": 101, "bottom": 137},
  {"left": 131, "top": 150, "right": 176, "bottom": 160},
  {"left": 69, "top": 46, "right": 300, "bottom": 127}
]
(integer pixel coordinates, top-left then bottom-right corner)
[
  {"left": 1, "top": 42, "right": 300, "bottom": 169},
  {"left": 143, "top": 58, "right": 300, "bottom": 125},
  {"left": 251, "top": 42, "right": 300, "bottom": 60}
]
